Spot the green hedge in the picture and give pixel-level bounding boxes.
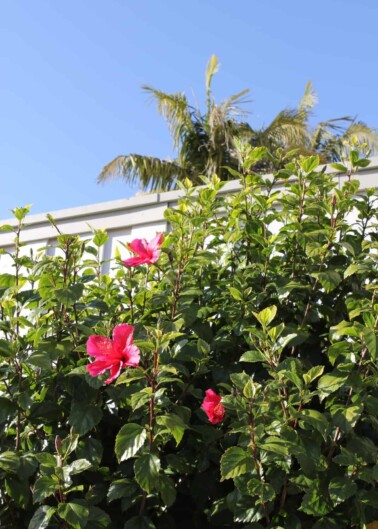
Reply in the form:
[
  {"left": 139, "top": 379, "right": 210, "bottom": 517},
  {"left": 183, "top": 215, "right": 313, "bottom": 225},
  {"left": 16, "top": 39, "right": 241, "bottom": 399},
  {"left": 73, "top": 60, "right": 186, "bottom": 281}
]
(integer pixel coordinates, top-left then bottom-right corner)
[{"left": 0, "top": 145, "right": 377, "bottom": 529}]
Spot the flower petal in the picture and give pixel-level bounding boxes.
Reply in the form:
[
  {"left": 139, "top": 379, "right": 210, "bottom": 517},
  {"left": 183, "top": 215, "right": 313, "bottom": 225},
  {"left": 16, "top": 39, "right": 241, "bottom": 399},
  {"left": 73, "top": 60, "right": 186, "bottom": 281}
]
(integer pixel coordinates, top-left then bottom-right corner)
[
  {"left": 123, "top": 344, "right": 140, "bottom": 367},
  {"left": 148, "top": 233, "right": 163, "bottom": 251},
  {"left": 122, "top": 256, "right": 148, "bottom": 267},
  {"left": 86, "top": 335, "right": 113, "bottom": 357},
  {"left": 204, "top": 389, "right": 221, "bottom": 404},
  {"left": 86, "top": 359, "right": 110, "bottom": 377},
  {"left": 104, "top": 363, "right": 122, "bottom": 384},
  {"left": 113, "top": 323, "right": 134, "bottom": 352},
  {"left": 129, "top": 238, "right": 149, "bottom": 257}
]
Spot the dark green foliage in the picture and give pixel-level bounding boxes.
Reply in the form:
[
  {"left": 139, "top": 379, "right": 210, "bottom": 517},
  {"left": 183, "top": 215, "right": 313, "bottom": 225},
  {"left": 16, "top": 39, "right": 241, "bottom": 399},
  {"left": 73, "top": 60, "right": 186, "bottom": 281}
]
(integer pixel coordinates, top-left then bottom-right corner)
[{"left": 0, "top": 145, "right": 378, "bottom": 528}]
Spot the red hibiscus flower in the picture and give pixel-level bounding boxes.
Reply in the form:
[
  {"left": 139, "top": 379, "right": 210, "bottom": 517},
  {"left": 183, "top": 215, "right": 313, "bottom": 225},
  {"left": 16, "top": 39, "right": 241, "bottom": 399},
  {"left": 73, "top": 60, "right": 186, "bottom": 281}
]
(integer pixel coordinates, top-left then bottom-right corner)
[
  {"left": 122, "top": 233, "right": 163, "bottom": 267},
  {"left": 202, "top": 389, "right": 225, "bottom": 424},
  {"left": 86, "top": 324, "right": 140, "bottom": 384}
]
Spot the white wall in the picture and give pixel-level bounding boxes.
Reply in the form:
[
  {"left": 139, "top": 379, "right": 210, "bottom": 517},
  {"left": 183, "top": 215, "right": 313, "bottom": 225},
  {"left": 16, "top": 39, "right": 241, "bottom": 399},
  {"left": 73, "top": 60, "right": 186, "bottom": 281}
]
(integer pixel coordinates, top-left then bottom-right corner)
[{"left": 1, "top": 158, "right": 377, "bottom": 271}]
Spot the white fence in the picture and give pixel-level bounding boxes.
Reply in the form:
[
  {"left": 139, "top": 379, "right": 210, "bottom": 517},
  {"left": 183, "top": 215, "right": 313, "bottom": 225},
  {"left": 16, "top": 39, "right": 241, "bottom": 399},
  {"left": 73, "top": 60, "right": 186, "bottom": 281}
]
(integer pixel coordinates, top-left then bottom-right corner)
[{"left": 1, "top": 158, "right": 378, "bottom": 274}]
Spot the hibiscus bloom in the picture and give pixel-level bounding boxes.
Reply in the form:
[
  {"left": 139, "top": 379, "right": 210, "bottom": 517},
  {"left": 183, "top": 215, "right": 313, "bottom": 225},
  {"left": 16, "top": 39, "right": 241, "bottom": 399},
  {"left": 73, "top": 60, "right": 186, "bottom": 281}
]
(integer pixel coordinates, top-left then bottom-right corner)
[
  {"left": 202, "top": 389, "right": 225, "bottom": 424},
  {"left": 122, "top": 233, "right": 163, "bottom": 267},
  {"left": 86, "top": 324, "right": 140, "bottom": 384}
]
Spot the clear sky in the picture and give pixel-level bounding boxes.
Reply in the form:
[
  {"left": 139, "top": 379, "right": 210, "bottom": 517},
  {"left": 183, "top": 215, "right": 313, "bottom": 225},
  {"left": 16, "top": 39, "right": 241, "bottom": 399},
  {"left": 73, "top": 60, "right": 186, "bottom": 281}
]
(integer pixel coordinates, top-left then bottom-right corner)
[{"left": 1, "top": 0, "right": 377, "bottom": 220}]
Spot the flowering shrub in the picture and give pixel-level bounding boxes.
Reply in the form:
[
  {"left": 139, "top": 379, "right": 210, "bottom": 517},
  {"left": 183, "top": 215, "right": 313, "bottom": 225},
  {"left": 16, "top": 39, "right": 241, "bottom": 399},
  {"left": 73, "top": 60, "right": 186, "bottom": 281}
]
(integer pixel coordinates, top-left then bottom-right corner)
[{"left": 0, "top": 145, "right": 378, "bottom": 529}]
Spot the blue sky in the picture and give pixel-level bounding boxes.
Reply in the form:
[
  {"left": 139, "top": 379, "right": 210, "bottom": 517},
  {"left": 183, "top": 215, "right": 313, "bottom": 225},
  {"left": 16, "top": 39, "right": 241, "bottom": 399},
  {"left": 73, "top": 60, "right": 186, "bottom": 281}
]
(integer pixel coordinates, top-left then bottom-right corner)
[{"left": 1, "top": 0, "right": 377, "bottom": 220}]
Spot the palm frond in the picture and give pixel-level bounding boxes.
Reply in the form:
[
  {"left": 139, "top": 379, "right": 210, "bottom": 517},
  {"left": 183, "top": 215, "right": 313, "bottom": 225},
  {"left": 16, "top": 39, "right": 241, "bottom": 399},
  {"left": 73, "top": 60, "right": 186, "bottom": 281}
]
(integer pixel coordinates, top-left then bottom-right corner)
[
  {"left": 299, "top": 81, "right": 318, "bottom": 112},
  {"left": 343, "top": 121, "right": 378, "bottom": 153},
  {"left": 261, "top": 109, "right": 309, "bottom": 147},
  {"left": 205, "top": 54, "right": 220, "bottom": 102},
  {"left": 97, "top": 154, "right": 189, "bottom": 191},
  {"left": 142, "top": 86, "right": 193, "bottom": 148}
]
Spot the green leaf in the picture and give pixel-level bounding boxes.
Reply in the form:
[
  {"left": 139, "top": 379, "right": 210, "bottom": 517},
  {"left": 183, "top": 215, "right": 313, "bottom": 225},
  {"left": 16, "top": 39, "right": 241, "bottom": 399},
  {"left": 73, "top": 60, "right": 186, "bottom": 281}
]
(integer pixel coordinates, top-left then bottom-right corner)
[
  {"left": 328, "top": 477, "right": 357, "bottom": 505},
  {"left": 54, "top": 284, "right": 84, "bottom": 306},
  {"left": 298, "top": 409, "right": 329, "bottom": 438},
  {"left": 364, "top": 328, "right": 377, "bottom": 359},
  {"left": 318, "top": 371, "right": 349, "bottom": 399},
  {"left": 0, "top": 397, "right": 15, "bottom": 423},
  {"left": 115, "top": 423, "right": 147, "bottom": 462},
  {"left": 5, "top": 476, "right": 31, "bottom": 508},
  {"left": 33, "top": 475, "right": 59, "bottom": 502},
  {"left": 240, "top": 350, "right": 267, "bottom": 363},
  {"left": 157, "top": 414, "right": 188, "bottom": 446},
  {"left": 258, "top": 437, "right": 289, "bottom": 456},
  {"left": 69, "top": 402, "right": 102, "bottom": 435},
  {"left": 134, "top": 453, "right": 160, "bottom": 493},
  {"left": 316, "top": 271, "right": 342, "bottom": 293},
  {"left": 66, "top": 458, "right": 92, "bottom": 476},
  {"left": 124, "top": 516, "right": 156, "bottom": 529},
  {"left": 332, "top": 404, "right": 363, "bottom": 433},
  {"left": 130, "top": 388, "right": 152, "bottom": 411},
  {"left": 12, "top": 205, "right": 31, "bottom": 221},
  {"left": 107, "top": 478, "right": 138, "bottom": 503},
  {"left": 87, "top": 506, "right": 111, "bottom": 528},
  {"left": 300, "top": 479, "right": 333, "bottom": 516},
  {"left": 93, "top": 230, "right": 109, "bottom": 247},
  {"left": 57, "top": 501, "right": 89, "bottom": 529},
  {"left": 252, "top": 305, "right": 277, "bottom": 327},
  {"left": 28, "top": 506, "right": 56, "bottom": 529},
  {"left": 303, "top": 365, "right": 324, "bottom": 385},
  {"left": 247, "top": 479, "right": 276, "bottom": 503},
  {"left": 229, "top": 287, "right": 243, "bottom": 301},
  {"left": 158, "top": 474, "right": 176, "bottom": 507},
  {"left": 300, "top": 155, "right": 319, "bottom": 173},
  {"left": 0, "top": 451, "right": 20, "bottom": 473},
  {"left": 0, "top": 339, "right": 14, "bottom": 358},
  {"left": 331, "top": 163, "right": 348, "bottom": 173},
  {"left": 220, "top": 447, "right": 253, "bottom": 480}
]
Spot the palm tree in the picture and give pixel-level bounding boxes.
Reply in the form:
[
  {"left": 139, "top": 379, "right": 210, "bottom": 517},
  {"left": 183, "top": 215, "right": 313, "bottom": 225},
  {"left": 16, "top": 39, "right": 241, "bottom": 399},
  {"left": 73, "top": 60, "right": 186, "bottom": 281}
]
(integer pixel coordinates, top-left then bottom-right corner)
[
  {"left": 98, "top": 58, "right": 378, "bottom": 190},
  {"left": 98, "top": 55, "right": 252, "bottom": 190},
  {"left": 245, "top": 81, "right": 378, "bottom": 171}
]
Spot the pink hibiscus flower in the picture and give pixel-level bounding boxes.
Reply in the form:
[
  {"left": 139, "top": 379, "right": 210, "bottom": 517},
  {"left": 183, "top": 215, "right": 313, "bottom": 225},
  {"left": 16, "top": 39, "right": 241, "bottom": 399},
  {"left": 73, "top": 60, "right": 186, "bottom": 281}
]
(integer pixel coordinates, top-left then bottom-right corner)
[
  {"left": 86, "top": 324, "right": 140, "bottom": 384},
  {"left": 122, "top": 233, "right": 164, "bottom": 267},
  {"left": 202, "top": 389, "right": 225, "bottom": 424}
]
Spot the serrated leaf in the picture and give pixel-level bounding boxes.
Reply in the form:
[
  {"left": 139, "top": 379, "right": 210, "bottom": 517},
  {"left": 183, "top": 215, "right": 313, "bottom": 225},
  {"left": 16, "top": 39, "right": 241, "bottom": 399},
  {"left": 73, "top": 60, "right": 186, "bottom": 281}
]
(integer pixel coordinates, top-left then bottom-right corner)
[
  {"left": 328, "top": 477, "right": 357, "bottom": 505},
  {"left": 87, "top": 506, "right": 111, "bottom": 528},
  {"left": 134, "top": 453, "right": 160, "bottom": 493},
  {"left": 57, "top": 501, "right": 89, "bottom": 529},
  {"left": 252, "top": 305, "right": 277, "bottom": 327},
  {"left": 28, "top": 506, "right": 56, "bottom": 529},
  {"left": 221, "top": 447, "right": 253, "bottom": 480},
  {"left": 124, "top": 516, "right": 156, "bottom": 529},
  {"left": 69, "top": 402, "right": 102, "bottom": 435},
  {"left": 240, "top": 350, "right": 266, "bottom": 363},
  {"left": 303, "top": 365, "right": 324, "bottom": 385},
  {"left": 0, "top": 451, "right": 20, "bottom": 473},
  {"left": 229, "top": 287, "right": 243, "bottom": 301},
  {"left": 300, "top": 155, "right": 319, "bottom": 173},
  {"left": 130, "top": 388, "right": 152, "bottom": 411},
  {"left": 159, "top": 474, "right": 176, "bottom": 507},
  {"left": 66, "top": 459, "right": 92, "bottom": 476},
  {"left": 318, "top": 371, "right": 349, "bottom": 399},
  {"left": 54, "top": 284, "right": 84, "bottom": 306},
  {"left": 331, "top": 163, "right": 348, "bottom": 173},
  {"left": 300, "top": 479, "right": 332, "bottom": 516},
  {"left": 107, "top": 478, "right": 138, "bottom": 503},
  {"left": 33, "top": 475, "right": 59, "bottom": 502},
  {"left": 157, "top": 414, "right": 187, "bottom": 446},
  {"left": 258, "top": 437, "right": 289, "bottom": 456},
  {"left": 298, "top": 409, "right": 329, "bottom": 438},
  {"left": 115, "top": 423, "right": 147, "bottom": 462},
  {"left": 247, "top": 478, "right": 276, "bottom": 503},
  {"left": 364, "top": 328, "right": 377, "bottom": 359},
  {"left": 316, "top": 271, "right": 342, "bottom": 293}
]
